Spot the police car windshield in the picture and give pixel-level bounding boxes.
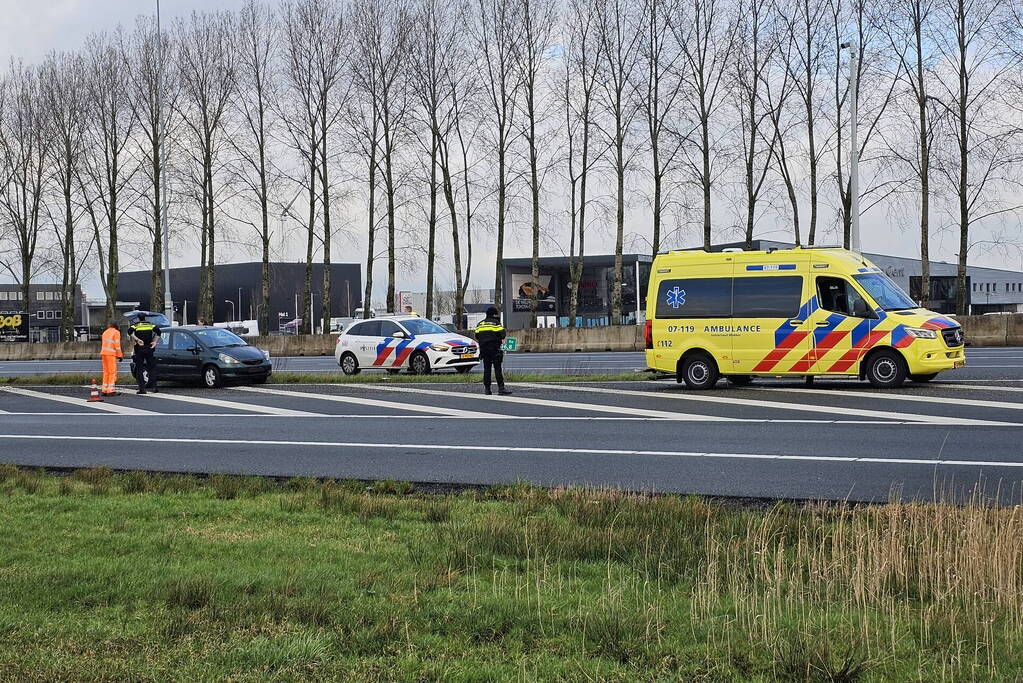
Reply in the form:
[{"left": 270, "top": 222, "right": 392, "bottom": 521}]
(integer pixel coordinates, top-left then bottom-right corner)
[
  {"left": 400, "top": 319, "right": 447, "bottom": 336},
  {"left": 852, "top": 273, "right": 917, "bottom": 311},
  {"left": 193, "top": 328, "right": 246, "bottom": 348}
]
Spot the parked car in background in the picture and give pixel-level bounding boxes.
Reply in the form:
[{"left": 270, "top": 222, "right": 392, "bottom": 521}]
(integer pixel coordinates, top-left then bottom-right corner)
[{"left": 335, "top": 315, "right": 478, "bottom": 375}]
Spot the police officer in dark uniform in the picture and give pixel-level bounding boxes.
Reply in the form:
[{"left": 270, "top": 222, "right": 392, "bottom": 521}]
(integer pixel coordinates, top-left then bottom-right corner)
[
  {"left": 129, "top": 313, "right": 161, "bottom": 395},
  {"left": 474, "top": 307, "right": 512, "bottom": 396}
]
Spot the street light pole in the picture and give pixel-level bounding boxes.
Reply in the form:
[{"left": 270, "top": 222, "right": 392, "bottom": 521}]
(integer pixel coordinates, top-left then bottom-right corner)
[
  {"left": 842, "top": 40, "right": 860, "bottom": 253},
  {"left": 158, "top": 0, "right": 173, "bottom": 324},
  {"left": 225, "top": 300, "right": 235, "bottom": 321}
]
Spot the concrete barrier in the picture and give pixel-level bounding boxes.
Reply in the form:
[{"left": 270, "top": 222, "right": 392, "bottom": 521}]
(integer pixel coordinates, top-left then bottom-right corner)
[
  {"left": 1, "top": 316, "right": 1020, "bottom": 361},
  {"left": 960, "top": 315, "right": 1009, "bottom": 347}
]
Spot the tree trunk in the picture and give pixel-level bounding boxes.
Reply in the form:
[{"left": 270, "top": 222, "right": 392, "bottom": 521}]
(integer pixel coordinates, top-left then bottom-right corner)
[
  {"left": 320, "top": 104, "right": 332, "bottom": 336},
  {"left": 426, "top": 129, "right": 438, "bottom": 319},
  {"left": 302, "top": 125, "right": 317, "bottom": 334},
  {"left": 364, "top": 138, "right": 378, "bottom": 320}
]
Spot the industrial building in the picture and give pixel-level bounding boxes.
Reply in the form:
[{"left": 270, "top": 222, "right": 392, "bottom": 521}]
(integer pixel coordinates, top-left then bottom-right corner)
[{"left": 117, "top": 261, "right": 362, "bottom": 332}]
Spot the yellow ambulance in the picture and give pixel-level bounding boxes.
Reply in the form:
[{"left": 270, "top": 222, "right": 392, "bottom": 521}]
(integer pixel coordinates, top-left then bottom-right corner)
[{"left": 644, "top": 247, "right": 966, "bottom": 389}]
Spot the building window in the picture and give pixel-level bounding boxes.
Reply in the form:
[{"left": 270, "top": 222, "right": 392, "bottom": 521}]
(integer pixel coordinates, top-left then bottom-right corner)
[
  {"left": 36, "top": 292, "right": 44, "bottom": 301},
  {"left": 36, "top": 311, "right": 45, "bottom": 320}
]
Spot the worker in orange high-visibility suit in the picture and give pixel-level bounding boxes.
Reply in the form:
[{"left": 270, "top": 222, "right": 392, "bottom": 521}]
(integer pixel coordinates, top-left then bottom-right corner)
[{"left": 100, "top": 320, "right": 123, "bottom": 395}]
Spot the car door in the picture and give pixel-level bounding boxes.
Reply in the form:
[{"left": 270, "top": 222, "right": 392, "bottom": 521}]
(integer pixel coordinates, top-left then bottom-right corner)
[
  {"left": 808, "top": 275, "right": 879, "bottom": 375},
  {"left": 172, "top": 331, "right": 204, "bottom": 380},
  {"left": 152, "top": 332, "right": 175, "bottom": 378},
  {"left": 730, "top": 253, "right": 813, "bottom": 375},
  {"left": 371, "top": 320, "right": 404, "bottom": 367},
  {"left": 349, "top": 320, "right": 381, "bottom": 367}
]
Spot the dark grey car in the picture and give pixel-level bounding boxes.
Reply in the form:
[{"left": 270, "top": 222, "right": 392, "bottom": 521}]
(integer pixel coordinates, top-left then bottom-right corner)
[{"left": 133, "top": 325, "right": 272, "bottom": 388}]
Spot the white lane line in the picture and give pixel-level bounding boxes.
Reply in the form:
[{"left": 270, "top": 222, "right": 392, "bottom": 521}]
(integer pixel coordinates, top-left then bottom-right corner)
[
  {"left": 354, "top": 383, "right": 737, "bottom": 421},
  {"left": 232, "top": 386, "right": 504, "bottom": 418},
  {"left": 6, "top": 433, "right": 1023, "bottom": 468},
  {"left": 938, "top": 383, "right": 1023, "bottom": 395},
  {"left": 138, "top": 392, "right": 323, "bottom": 416},
  {"left": 755, "top": 385, "right": 1023, "bottom": 412},
  {"left": 519, "top": 381, "right": 1014, "bottom": 427},
  {"left": 0, "top": 387, "right": 157, "bottom": 415}
]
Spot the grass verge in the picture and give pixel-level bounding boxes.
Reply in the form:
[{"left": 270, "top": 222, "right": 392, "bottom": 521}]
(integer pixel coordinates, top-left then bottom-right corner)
[
  {"left": 0, "top": 370, "right": 650, "bottom": 386},
  {"left": 0, "top": 466, "right": 1020, "bottom": 680}
]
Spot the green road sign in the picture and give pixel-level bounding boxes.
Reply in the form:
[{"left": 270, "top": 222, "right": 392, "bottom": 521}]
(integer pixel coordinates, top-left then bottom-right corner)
[{"left": 502, "top": 337, "right": 518, "bottom": 352}]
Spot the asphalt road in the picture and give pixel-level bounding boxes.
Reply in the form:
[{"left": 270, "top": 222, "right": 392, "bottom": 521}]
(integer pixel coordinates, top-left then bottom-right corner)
[
  {"left": 0, "top": 351, "right": 644, "bottom": 377},
  {"left": 4, "top": 346, "right": 1023, "bottom": 504},
  {"left": 4, "top": 347, "right": 1023, "bottom": 379}
]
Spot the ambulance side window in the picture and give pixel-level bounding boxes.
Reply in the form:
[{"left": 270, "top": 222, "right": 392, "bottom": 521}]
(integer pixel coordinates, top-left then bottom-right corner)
[
  {"left": 817, "top": 277, "right": 868, "bottom": 317},
  {"left": 732, "top": 276, "right": 802, "bottom": 318},
  {"left": 655, "top": 278, "right": 732, "bottom": 318}
]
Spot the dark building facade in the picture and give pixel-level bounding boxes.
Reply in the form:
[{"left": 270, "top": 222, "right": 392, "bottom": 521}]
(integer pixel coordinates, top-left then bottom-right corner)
[
  {"left": 117, "top": 262, "right": 362, "bottom": 330},
  {"left": 0, "top": 284, "right": 87, "bottom": 342}
]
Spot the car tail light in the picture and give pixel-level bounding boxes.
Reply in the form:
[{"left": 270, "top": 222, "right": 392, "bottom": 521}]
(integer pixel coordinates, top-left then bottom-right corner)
[{"left": 644, "top": 320, "right": 653, "bottom": 349}]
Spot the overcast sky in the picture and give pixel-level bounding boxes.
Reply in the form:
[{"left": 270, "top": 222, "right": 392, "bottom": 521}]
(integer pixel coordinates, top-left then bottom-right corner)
[{"left": 3, "top": 1, "right": 1022, "bottom": 302}]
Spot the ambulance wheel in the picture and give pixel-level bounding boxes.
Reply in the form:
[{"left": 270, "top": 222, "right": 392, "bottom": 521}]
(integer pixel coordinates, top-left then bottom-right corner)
[
  {"left": 726, "top": 375, "right": 752, "bottom": 387},
  {"left": 865, "top": 350, "right": 907, "bottom": 389},
  {"left": 679, "top": 353, "right": 719, "bottom": 390},
  {"left": 339, "top": 353, "right": 361, "bottom": 376},
  {"left": 909, "top": 373, "right": 938, "bottom": 383},
  {"left": 202, "top": 365, "right": 223, "bottom": 389},
  {"left": 409, "top": 351, "right": 432, "bottom": 375}
]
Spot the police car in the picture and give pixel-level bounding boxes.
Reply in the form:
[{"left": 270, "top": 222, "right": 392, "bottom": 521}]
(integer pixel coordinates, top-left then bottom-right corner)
[{"left": 335, "top": 315, "right": 478, "bottom": 375}]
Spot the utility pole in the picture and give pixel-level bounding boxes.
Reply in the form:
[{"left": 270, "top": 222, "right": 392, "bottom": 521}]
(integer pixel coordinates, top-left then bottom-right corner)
[
  {"left": 842, "top": 40, "right": 860, "bottom": 253},
  {"left": 158, "top": 0, "right": 173, "bottom": 323}
]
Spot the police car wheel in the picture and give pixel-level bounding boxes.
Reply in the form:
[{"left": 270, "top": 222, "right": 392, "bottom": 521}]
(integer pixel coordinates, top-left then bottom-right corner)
[
  {"left": 909, "top": 373, "right": 938, "bottom": 383},
  {"left": 726, "top": 375, "right": 752, "bottom": 387},
  {"left": 680, "top": 354, "right": 719, "bottom": 390},
  {"left": 866, "top": 350, "right": 907, "bottom": 389},
  {"left": 339, "top": 353, "right": 361, "bottom": 376},
  {"left": 202, "top": 365, "right": 223, "bottom": 389},
  {"left": 409, "top": 351, "right": 432, "bottom": 375}
]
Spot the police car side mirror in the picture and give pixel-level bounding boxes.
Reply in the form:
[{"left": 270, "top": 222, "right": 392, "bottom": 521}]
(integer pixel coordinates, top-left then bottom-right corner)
[{"left": 392, "top": 330, "right": 406, "bottom": 339}]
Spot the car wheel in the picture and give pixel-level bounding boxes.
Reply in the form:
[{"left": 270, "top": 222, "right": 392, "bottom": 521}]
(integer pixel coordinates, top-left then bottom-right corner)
[
  {"left": 455, "top": 365, "right": 473, "bottom": 374},
  {"left": 409, "top": 351, "right": 432, "bottom": 375},
  {"left": 865, "top": 350, "right": 907, "bottom": 389},
  {"left": 909, "top": 372, "right": 938, "bottom": 383},
  {"left": 726, "top": 375, "right": 752, "bottom": 387},
  {"left": 339, "top": 353, "right": 361, "bottom": 376},
  {"left": 202, "top": 365, "right": 223, "bottom": 389},
  {"left": 679, "top": 353, "right": 719, "bottom": 390}
]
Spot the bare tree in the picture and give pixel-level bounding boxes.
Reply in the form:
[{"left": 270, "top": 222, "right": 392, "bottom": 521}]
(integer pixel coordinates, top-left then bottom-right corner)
[
  {"left": 78, "top": 33, "right": 137, "bottom": 321},
  {"left": 175, "top": 11, "right": 237, "bottom": 323},
  {"left": 879, "top": 0, "right": 938, "bottom": 304},
  {"left": 595, "top": 0, "right": 641, "bottom": 324},
  {"left": 0, "top": 62, "right": 48, "bottom": 329},
  {"left": 733, "top": 0, "right": 783, "bottom": 248},
  {"left": 472, "top": 0, "right": 521, "bottom": 311},
  {"left": 780, "top": 0, "right": 830, "bottom": 244},
  {"left": 563, "top": 0, "right": 604, "bottom": 326},
  {"left": 232, "top": 0, "right": 281, "bottom": 335},
  {"left": 671, "top": 0, "right": 738, "bottom": 249},
  {"left": 415, "top": 0, "right": 461, "bottom": 320},
  {"left": 41, "top": 53, "right": 92, "bottom": 340},
  {"left": 352, "top": 0, "right": 384, "bottom": 319},
  {"left": 931, "top": 0, "right": 1017, "bottom": 313},
  {"left": 639, "top": 0, "right": 687, "bottom": 256},
  {"left": 763, "top": 36, "right": 804, "bottom": 244},
  {"left": 281, "top": 0, "right": 322, "bottom": 333},
  {"left": 126, "top": 16, "right": 176, "bottom": 315},
  {"left": 514, "top": 0, "right": 557, "bottom": 327}
]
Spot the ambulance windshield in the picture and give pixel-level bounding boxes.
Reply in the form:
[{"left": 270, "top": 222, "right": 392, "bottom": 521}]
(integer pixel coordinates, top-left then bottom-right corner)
[{"left": 852, "top": 273, "right": 917, "bottom": 311}]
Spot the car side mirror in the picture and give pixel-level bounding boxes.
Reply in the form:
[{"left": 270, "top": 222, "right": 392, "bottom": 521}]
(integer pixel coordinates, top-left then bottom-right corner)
[
  {"left": 392, "top": 330, "right": 406, "bottom": 339},
  {"left": 189, "top": 346, "right": 201, "bottom": 355}
]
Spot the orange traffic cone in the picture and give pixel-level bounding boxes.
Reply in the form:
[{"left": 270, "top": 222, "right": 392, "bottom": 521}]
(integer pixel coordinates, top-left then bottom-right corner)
[{"left": 88, "top": 378, "right": 103, "bottom": 402}]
